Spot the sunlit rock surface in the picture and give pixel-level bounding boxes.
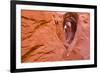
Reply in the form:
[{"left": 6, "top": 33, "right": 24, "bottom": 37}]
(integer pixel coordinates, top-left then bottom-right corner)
[{"left": 21, "top": 10, "right": 90, "bottom": 63}]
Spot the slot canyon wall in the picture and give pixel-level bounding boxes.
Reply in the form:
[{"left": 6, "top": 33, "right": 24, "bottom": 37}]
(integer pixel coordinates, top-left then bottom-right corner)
[{"left": 21, "top": 10, "right": 90, "bottom": 63}]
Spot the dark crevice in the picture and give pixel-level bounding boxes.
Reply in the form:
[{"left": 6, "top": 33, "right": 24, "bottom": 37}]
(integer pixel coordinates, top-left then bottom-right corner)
[
  {"left": 21, "top": 17, "right": 51, "bottom": 41},
  {"left": 22, "top": 45, "right": 44, "bottom": 62},
  {"left": 63, "top": 12, "right": 78, "bottom": 44},
  {"left": 21, "top": 16, "right": 36, "bottom": 21},
  {"left": 22, "top": 32, "right": 33, "bottom": 41}
]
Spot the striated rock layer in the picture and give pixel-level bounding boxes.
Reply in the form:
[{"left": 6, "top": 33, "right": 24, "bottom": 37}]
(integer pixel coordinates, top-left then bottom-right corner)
[{"left": 21, "top": 10, "right": 90, "bottom": 63}]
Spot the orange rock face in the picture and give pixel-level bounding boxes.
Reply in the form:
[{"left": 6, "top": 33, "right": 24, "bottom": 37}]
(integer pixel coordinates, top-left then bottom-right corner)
[{"left": 21, "top": 10, "right": 90, "bottom": 63}]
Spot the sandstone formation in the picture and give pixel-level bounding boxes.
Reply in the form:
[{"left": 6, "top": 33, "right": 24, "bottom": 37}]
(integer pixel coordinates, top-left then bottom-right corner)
[{"left": 21, "top": 10, "right": 90, "bottom": 63}]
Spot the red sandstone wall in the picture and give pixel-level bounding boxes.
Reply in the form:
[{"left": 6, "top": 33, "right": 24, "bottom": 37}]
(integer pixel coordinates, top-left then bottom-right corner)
[{"left": 21, "top": 10, "right": 90, "bottom": 63}]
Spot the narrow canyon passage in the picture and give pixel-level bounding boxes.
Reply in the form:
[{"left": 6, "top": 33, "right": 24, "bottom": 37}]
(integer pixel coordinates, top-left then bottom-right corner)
[{"left": 21, "top": 10, "right": 90, "bottom": 63}]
